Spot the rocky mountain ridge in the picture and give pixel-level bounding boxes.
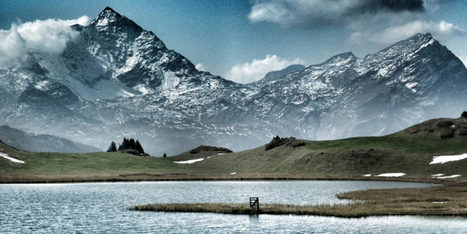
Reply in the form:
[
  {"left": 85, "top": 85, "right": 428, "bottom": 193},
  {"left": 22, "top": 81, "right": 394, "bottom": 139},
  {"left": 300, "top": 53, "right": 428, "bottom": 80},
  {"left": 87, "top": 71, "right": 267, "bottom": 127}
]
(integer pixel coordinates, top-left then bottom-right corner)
[{"left": 0, "top": 7, "right": 465, "bottom": 155}]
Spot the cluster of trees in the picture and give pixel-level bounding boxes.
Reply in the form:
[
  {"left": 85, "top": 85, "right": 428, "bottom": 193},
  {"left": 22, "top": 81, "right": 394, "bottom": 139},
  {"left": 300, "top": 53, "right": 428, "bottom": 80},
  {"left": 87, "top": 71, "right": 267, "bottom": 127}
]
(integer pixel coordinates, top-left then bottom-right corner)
[
  {"left": 265, "top": 135, "right": 287, "bottom": 150},
  {"left": 107, "top": 138, "right": 146, "bottom": 156},
  {"left": 265, "top": 135, "right": 304, "bottom": 150},
  {"left": 106, "top": 138, "right": 169, "bottom": 157}
]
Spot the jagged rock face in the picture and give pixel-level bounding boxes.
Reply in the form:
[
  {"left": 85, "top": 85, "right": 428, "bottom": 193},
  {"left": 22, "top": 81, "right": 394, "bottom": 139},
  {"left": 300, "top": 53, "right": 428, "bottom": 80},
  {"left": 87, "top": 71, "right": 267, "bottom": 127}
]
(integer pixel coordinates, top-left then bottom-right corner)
[
  {"left": 257, "top": 64, "right": 305, "bottom": 84},
  {"left": 0, "top": 7, "right": 466, "bottom": 155},
  {"left": 241, "top": 34, "right": 467, "bottom": 140}
]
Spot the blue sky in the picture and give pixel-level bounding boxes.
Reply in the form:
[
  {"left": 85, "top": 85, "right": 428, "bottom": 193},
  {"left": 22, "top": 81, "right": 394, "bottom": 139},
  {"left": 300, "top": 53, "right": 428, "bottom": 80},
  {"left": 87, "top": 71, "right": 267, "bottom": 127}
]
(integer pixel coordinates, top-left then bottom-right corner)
[{"left": 0, "top": 0, "right": 466, "bottom": 83}]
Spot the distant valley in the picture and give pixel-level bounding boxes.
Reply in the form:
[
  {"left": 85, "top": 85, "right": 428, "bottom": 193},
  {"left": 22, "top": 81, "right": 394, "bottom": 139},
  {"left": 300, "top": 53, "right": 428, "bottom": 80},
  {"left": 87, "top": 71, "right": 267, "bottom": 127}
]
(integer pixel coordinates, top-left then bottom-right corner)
[{"left": 0, "top": 125, "right": 100, "bottom": 153}]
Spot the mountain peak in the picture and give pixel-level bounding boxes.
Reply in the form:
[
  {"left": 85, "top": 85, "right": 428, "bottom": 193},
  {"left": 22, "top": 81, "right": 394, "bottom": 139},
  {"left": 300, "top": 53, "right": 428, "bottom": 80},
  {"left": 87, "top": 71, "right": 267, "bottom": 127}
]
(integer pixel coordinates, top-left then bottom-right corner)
[
  {"left": 91, "top": 6, "right": 140, "bottom": 30},
  {"left": 404, "top": 32, "right": 435, "bottom": 47},
  {"left": 411, "top": 32, "right": 433, "bottom": 41},
  {"left": 403, "top": 32, "right": 436, "bottom": 46},
  {"left": 259, "top": 64, "right": 305, "bottom": 83},
  {"left": 96, "top": 6, "right": 122, "bottom": 20},
  {"left": 333, "top": 52, "right": 356, "bottom": 59},
  {"left": 374, "top": 32, "right": 438, "bottom": 59},
  {"left": 320, "top": 51, "right": 357, "bottom": 66},
  {"left": 103, "top": 6, "right": 118, "bottom": 13}
]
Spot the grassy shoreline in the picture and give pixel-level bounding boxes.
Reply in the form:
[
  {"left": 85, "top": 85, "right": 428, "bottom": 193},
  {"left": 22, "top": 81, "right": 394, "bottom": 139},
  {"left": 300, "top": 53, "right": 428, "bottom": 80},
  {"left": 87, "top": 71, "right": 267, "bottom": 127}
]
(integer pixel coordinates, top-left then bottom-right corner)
[
  {"left": 131, "top": 182, "right": 467, "bottom": 218},
  {"left": 0, "top": 174, "right": 449, "bottom": 184}
]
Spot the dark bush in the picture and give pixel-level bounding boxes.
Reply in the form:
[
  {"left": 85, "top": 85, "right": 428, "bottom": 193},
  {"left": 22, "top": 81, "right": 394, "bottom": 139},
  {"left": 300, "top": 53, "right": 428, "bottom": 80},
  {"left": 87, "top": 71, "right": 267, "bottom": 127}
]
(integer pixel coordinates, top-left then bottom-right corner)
[
  {"left": 265, "top": 136, "right": 302, "bottom": 150},
  {"left": 291, "top": 141, "right": 306, "bottom": 148},
  {"left": 189, "top": 145, "right": 232, "bottom": 154}
]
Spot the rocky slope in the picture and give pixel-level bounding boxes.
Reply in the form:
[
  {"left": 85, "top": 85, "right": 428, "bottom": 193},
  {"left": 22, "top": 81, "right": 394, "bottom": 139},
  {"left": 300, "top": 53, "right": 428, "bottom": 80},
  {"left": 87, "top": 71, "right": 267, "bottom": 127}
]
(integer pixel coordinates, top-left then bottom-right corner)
[
  {"left": 0, "top": 7, "right": 465, "bottom": 155},
  {"left": 244, "top": 34, "right": 467, "bottom": 141}
]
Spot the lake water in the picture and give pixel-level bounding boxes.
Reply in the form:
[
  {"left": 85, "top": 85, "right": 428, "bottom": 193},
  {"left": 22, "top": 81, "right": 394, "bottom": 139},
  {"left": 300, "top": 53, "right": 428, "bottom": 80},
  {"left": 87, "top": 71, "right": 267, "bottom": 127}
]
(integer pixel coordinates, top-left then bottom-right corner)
[{"left": 1, "top": 181, "right": 466, "bottom": 233}]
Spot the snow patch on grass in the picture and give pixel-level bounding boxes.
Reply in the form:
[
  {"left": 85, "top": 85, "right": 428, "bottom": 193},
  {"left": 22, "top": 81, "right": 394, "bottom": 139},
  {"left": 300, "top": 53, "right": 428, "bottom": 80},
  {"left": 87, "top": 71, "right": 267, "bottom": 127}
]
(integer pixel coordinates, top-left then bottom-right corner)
[
  {"left": 173, "top": 158, "right": 204, "bottom": 164},
  {"left": 377, "top": 173, "right": 405, "bottom": 177},
  {"left": 430, "top": 154, "right": 467, "bottom": 165},
  {"left": 437, "top": 174, "right": 461, "bottom": 179},
  {"left": 0, "top": 152, "right": 24, "bottom": 164}
]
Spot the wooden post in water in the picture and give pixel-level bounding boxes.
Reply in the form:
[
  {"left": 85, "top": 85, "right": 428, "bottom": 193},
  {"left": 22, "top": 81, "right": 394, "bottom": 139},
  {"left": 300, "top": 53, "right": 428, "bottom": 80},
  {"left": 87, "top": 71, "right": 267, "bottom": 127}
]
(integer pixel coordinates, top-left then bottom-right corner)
[{"left": 249, "top": 197, "right": 259, "bottom": 213}]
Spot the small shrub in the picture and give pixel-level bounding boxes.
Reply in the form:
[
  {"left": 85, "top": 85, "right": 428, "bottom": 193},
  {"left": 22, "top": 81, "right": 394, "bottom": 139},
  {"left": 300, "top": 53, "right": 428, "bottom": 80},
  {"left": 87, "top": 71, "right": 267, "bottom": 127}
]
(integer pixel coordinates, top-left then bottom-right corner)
[{"left": 189, "top": 145, "right": 232, "bottom": 154}]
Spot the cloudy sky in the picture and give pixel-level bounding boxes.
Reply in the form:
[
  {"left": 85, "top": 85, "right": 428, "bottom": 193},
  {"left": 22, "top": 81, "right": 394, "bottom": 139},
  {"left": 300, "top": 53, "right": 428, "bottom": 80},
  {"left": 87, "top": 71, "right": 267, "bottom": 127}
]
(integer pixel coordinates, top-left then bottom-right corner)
[{"left": 0, "top": 0, "right": 466, "bottom": 83}]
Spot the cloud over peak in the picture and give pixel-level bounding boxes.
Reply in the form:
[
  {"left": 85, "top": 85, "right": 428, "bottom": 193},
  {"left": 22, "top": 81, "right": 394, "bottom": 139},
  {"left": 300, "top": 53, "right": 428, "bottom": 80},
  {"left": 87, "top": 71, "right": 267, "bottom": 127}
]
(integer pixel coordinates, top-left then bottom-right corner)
[
  {"left": 0, "top": 16, "right": 90, "bottom": 67},
  {"left": 195, "top": 63, "right": 207, "bottom": 71},
  {"left": 227, "top": 54, "right": 304, "bottom": 84},
  {"left": 349, "top": 19, "right": 466, "bottom": 45}
]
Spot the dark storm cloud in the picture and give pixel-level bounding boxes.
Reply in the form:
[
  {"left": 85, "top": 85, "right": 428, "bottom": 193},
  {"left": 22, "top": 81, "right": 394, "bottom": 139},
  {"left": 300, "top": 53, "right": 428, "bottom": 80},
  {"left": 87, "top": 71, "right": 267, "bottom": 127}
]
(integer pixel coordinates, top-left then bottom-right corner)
[
  {"left": 349, "top": 0, "right": 424, "bottom": 14},
  {"left": 248, "top": 0, "right": 427, "bottom": 28}
]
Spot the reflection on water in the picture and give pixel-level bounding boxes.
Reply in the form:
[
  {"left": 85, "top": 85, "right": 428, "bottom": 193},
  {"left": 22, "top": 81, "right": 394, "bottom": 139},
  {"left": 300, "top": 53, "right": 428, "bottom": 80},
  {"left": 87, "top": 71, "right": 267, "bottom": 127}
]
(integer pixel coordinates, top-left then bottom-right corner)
[{"left": 0, "top": 181, "right": 464, "bottom": 233}]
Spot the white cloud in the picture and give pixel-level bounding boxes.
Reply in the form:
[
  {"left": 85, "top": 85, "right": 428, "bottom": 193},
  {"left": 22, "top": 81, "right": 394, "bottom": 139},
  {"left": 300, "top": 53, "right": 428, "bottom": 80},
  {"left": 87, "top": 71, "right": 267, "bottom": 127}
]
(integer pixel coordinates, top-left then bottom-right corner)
[
  {"left": 227, "top": 54, "right": 304, "bottom": 84},
  {"left": 248, "top": 1, "right": 293, "bottom": 26},
  {"left": 195, "top": 63, "right": 207, "bottom": 71},
  {"left": 248, "top": 0, "right": 465, "bottom": 49},
  {"left": 349, "top": 20, "right": 466, "bottom": 45},
  {"left": 0, "top": 15, "right": 90, "bottom": 67}
]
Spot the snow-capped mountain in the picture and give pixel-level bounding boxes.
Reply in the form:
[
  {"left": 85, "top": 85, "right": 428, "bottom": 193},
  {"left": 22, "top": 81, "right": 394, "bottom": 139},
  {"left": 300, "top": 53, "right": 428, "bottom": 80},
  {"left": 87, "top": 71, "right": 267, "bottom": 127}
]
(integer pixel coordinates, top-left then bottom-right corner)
[
  {"left": 0, "top": 7, "right": 466, "bottom": 155},
  {"left": 242, "top": 33, "right": 467, "bottom": 141}
]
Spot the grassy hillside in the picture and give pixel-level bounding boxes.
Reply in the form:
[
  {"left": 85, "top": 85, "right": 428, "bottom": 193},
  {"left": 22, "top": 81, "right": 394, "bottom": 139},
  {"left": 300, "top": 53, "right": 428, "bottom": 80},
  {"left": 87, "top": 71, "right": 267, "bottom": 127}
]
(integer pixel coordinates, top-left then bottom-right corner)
[
  {"left": 0, "top": 140, "right": 183, "bottom": 182},
  {"left": 1, "top": 116, "right": 467, "bottom": 182}
]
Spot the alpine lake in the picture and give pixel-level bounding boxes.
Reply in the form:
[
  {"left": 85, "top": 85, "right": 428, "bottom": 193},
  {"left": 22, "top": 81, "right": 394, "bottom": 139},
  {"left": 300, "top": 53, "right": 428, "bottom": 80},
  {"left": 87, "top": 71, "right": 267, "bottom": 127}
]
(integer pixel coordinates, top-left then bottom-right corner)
[{"left": 1, "top": 181, "right": 466, "bottom": 233}]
